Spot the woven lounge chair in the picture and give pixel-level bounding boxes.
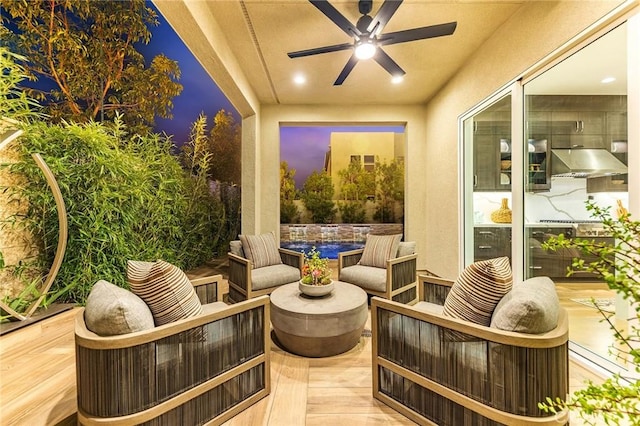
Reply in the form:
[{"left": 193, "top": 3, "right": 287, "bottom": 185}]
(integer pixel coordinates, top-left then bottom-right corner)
[
  {"left": 338, "top": 235, "right": 418, "bottom": 304},
  {"left": 371, "top": 271, "right": 569, "bottom": 426},
  {"left": 75, "top": 274, "right": 271, "bottom": 425},
  {"left": 227, "top": 233, "right": 303, "bottom": 302}
]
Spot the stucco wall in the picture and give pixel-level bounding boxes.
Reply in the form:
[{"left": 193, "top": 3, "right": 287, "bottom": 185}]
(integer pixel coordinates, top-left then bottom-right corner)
[{"left": 422, "top": 0, "right": 628, "bottom": 278}]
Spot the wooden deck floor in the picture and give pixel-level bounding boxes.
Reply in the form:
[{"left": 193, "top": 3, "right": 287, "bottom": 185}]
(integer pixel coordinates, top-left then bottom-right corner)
[{"left": 0, "top": 265, "right": 612, "bottom": 425}]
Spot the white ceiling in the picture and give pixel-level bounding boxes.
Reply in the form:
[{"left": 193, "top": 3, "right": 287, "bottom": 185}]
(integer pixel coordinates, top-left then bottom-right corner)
[
  {"left": 526, "top": 22, "right": 627, "bottom": 95},
  {"left": 202, "top": 0, "right": 526, "bottom": 105}
]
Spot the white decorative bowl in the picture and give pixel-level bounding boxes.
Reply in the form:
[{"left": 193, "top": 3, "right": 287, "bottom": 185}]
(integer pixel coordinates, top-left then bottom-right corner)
[{"left": 299, "top": 280, "right": 334, "bottom": 297}]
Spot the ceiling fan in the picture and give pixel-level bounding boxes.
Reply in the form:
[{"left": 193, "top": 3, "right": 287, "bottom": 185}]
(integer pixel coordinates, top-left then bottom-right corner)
[{"left": 287, "top": 0, "right": 457, "bottom": 86}]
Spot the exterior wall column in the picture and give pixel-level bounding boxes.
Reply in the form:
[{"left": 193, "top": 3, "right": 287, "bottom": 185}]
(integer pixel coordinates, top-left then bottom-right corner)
[{"left": 241, "top": 114, "right": 260, "bottom": 235}]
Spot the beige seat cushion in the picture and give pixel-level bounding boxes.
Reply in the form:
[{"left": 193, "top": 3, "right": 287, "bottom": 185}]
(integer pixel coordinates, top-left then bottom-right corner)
[
  {"left": 239, "top": 232, "right": 282, "bottom": 269},
  {"left": 127, "top": 260, "right": 203, "bottom": 326},
  {"left": 84, "top": 280, "right": 155, "bottom": 336},
  {"left": 340, "top": 264, "right": 386, "bottom": 293},
  {"left": 442, "top": 256, "right": 513, "bottom": 327},
  {"left": 251, "top": 264, "right": 301, "bottom": 291},
  {"left": 490, "top": 276, "right": 559, "bottom": 333},
  {"left": 359, "top": 234, "right": 402, "bottom": 268}
]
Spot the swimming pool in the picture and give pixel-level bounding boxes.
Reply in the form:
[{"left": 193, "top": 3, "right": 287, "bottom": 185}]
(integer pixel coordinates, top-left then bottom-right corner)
[{"left": 280, "top": 242, "right": 365, "bottom": 259}]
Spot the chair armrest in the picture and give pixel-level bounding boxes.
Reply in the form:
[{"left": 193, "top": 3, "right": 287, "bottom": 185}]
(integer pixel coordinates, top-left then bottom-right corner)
[
  {"left": 279, "top": 248, "right": 304, "bottom": 270},
  {"left": 228, "top": 252, "right": 251, "bottom": 294},
  {"left": 386, "top": 253, "right": 418, "bottom": 293},
  {"left": 373, "top": 296, "right": 568, "bottom": 347},
  {"left": 189, "top": 274, "right": 222, "bottom": 303},
  {"left": 338, "top": 248, "right": 364, "bottom": 271},
  {"left": 76, "top": 295, "right": 270, "bottom": 348},
  {"left": 418, "top": 274, "right": 454, "bottom": 304}
]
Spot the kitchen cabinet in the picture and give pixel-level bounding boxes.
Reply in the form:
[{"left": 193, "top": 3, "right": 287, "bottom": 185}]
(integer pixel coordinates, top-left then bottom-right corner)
[
  {"left": 526, "top": 227, "right": 607, "bottom": 281},
  {"left": 526, "top": 95, "right": 627, "bottom": 192},
  {"left": 474, "top": 227, "right": 511, "bottom": 262},
  {"left": 550, "top": 111, "right": 605, "bottom": 148},
  {"left": 606, "top": 111, "right": 627, "bottom": 145},
  {"left": 586, "top": 174, "right": 628, "bottom": 193},
  {"left": 473, "top": 113, "right": 511, "bottom": 192},
  {"left": 526, "top": 138, "right": 550, "bottom": 191}
]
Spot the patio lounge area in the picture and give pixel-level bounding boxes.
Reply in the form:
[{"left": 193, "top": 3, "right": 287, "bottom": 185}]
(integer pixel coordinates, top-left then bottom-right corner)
[
  {"left": 1, "top": 0, "right": 638, "bottom": 425},
  {"left": 0, "top": 262, "right": 610, "bottom": 426}
]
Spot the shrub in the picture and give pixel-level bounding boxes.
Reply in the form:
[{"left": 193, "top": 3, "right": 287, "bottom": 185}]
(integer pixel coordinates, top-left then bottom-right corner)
[
  {"left": 5, "top": 118, "right": 223, "bottom": 304},
  {"left": 539, "top": 202, "right": 640, "bottom": 424}
]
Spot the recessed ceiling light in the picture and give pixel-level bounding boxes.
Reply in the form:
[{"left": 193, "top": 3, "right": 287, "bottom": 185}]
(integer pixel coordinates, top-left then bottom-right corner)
[
  {"left": 293, "top": 74, "right": 306, "bottom": 85},
  {"left": 391, "top": 75, "right": 404, "bottom": 84},
  {"left": 601, "top": 76, "right": 616, "bottom": 84}
]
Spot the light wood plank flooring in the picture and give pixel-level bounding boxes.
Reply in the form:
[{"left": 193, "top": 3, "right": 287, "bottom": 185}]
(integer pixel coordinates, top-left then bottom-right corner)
[{"left": 0, "top": 269, "right": 617, "bottom": 425}]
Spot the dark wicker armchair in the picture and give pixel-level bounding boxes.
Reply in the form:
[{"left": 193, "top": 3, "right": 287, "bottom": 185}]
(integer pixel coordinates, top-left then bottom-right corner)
[
  {"left": 75, "top": 275, "right": 271, "bottom": 426},
  {"left": 228, "top": 242, "right": 303, "bottom": 303},
  {"left": 338, "top": 241, "right": 418, "bottom": 304},
  {"left": 371, "top": 274, "right": 569, "bottom": 426}
]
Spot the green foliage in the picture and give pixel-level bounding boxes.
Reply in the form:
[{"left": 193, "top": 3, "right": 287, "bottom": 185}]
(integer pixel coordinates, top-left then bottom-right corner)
[
  {"left": 207, "top": 110, "right": 241, "bottom": 184},
  {"left": 337, "top": 160, "right": 374, "bottom": 223},
  {"left": 0, "top": 47, "right": 42, "bottom": 125},
  {"left": 301, "top": 171, "right": 335, "bottom": 224},
  {"left": 1, "top": 0, "right": 182, "bottom": 134},
  {"left": 5, "top": 117, "right": 222, "bottom": 304},
  {"left": 539, "top": 201, "right": 640, "bottom": 424},
  {"left": 300, "top": 246, "right": 332, "bottom": 286},
  {"left": 0, "top": 276, "right": 43, "bottom": 321},
  {"left": 280, "top": 161, "right": 299, "bottom": 223},
  {"left": 180, "top": 113, "right": 241, "bottom": 252},
  {"left": 374, "top": 158, "right": 404, "bottom": 223},
  {"left": 338, "top": 201, "right": 366, "bottom": 224}
]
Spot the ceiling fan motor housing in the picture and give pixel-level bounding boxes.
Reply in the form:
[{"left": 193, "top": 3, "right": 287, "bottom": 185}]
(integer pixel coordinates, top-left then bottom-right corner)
[{"left": 359, "top": 0, "right": 373, "bottom": 15}]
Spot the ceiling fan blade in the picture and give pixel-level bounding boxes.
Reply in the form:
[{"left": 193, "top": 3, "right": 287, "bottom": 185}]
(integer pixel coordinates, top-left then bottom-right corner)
[
  {"left": 334, "top": 54, "right": 359, "bottom": 86},
  {"left": 378, "top": 22, "right": 457, "bottom": 46},
  {"left": 367, "top": 0, "right": 402, "bottom": 37},
  {"left": 373, "top": 48, "right": 405, "bottom": 77},
  {"left": 310, "top": 0, "right": 361, "bottom": 38},
  {"left": 288, "top": 42, "right": 353, "bottom": 58}
]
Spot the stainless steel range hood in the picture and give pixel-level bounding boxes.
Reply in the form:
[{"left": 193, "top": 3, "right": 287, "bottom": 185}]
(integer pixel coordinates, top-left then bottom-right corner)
[{"left": 551, "top": 148, "right": 627, "bottom": 178}]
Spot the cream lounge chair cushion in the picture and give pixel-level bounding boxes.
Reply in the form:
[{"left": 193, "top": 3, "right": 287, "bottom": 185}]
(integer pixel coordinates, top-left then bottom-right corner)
[
  {"left": 359, "top": 234, "right": 402, "bottom": 268},
  {"left": 251, "top": 264, "right": 301, "bottom": 291},
  {"left": 491, "top": 276, "right": 560, "bottom": 333},
  {"left": 339, "top": 264, "right": 386, "bottom": 293},
  {"left": 84, "top": 280, "right": 154, "bottom": 336},
  {"left": 239, "top": 232, "right": 283, "bottom": 269}
]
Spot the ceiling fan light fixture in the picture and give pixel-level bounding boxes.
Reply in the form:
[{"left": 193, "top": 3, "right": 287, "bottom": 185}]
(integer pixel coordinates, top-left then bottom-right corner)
[
  {"left": 391, "top": 75, "right": 404, "bottom": 84},
  {"left": 355, "top": 40, "right": 376, "bottom": 60}
]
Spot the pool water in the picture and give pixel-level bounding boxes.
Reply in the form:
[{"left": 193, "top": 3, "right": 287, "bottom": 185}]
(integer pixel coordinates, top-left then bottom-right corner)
[{"left": 280, "top": 242, "right": 365, "bottom": 259}]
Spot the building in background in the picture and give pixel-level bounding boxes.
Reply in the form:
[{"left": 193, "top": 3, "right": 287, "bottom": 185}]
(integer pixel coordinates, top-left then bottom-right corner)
[{"left": 324, "top": 132, "right": 404, "bottom": 200}]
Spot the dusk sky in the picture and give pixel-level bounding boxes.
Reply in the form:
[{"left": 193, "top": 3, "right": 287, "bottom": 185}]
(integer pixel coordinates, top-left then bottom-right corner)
[
  {"left": 141, "top": 1, "right": 240, "bottom": 147},
  {"left": 145, "top": 2, "right": 403, "bottom": 187},
  {"left": 281, "top": 126, "right": 405, "bottom": 189}
]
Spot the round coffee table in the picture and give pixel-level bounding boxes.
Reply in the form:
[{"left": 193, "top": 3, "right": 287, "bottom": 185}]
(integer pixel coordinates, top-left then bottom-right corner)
[{"left": 270, "top": 281, "right": 367, "bottom": 357}]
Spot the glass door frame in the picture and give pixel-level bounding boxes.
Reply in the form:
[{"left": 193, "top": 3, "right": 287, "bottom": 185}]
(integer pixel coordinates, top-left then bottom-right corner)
[
  {"left": 459, "top": 7, "right": 639, "bottom": 371},
  {"left": 459, "top": 85, "right": 524, "bottom": 279}
]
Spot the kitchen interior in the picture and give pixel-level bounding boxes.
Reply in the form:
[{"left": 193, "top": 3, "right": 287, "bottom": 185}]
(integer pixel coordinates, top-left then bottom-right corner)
[{"left": 467, "top": 22, "right": 633, "bottom": 370}]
